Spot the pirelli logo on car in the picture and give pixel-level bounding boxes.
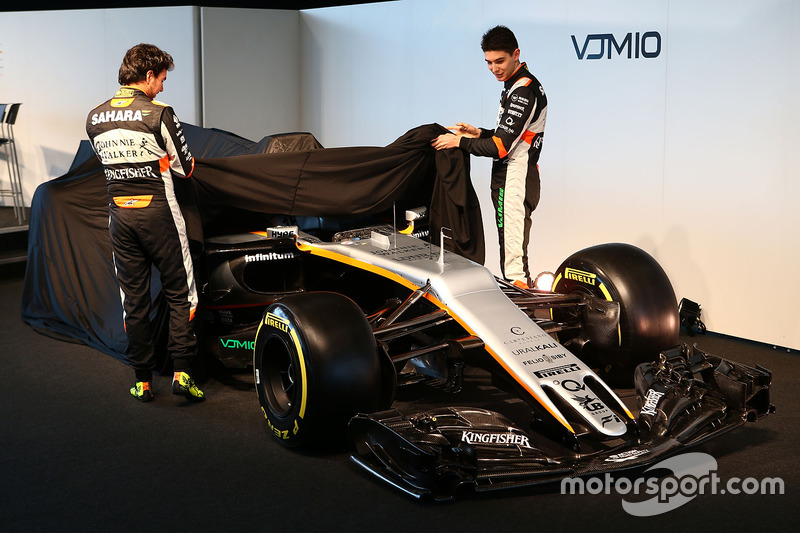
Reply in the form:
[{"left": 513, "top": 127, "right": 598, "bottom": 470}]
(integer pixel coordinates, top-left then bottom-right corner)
[
  {"left": 565, "top": 268, "right": 596, "bottom": 286},
  {"left": 534, "top": 363, "right": 581, "bottom": 378},
  {"left": 262, "top": 312, "right": 290, "bottom": 333}
]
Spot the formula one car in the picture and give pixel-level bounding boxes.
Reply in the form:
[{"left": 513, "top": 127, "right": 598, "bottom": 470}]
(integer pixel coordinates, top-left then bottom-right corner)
[{"left": 197, "top": 212, "right": 773, "bottom": 501}]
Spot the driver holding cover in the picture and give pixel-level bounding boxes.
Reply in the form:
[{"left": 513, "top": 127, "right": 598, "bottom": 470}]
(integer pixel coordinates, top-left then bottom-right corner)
[
  {"left": 432, "top": 25, "right": 547, "bottom": 288},
  {"left": 86, "top": 43, "right": 205, "bottom": 403}
]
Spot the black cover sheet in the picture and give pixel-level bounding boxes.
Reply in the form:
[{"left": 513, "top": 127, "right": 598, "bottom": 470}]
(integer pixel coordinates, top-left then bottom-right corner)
[{"left": 21, "top": 123, "right": 484, "bottom": 363}]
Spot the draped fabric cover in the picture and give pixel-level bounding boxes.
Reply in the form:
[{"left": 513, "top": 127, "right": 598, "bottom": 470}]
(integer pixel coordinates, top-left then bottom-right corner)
[{"left": 21, "top": 123, "right": 484, "bottom": 362}]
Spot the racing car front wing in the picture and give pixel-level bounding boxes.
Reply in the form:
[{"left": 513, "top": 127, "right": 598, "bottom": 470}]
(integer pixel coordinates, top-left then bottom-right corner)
[{"left": 349, "top": 344, "right": 773, "bottom": 500}]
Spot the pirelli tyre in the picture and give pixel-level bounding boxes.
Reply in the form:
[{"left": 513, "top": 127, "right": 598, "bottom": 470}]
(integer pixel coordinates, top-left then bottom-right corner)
[
  {"left": 253, "top": 292, "right": 382, "bottom": 448},
  {"left": 552, "top": 243, "right": 679, "bottom": 379}
]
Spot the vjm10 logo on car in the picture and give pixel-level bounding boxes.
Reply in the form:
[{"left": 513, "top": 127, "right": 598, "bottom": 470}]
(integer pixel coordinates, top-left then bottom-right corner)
[
  {"left": 220, "top": 339, "right": 255, "bottom": 351},
  {"left": 572, "top": 31, "right": 662, "bottom": 60}
]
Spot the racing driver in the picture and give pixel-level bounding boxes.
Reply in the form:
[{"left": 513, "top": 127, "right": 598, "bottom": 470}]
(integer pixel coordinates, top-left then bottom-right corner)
[
  {"left": 86, "top": 43, "right": 204, "bottom": 403},
  {"left": 432, "top": 25, "right": 547, "bottom": 288}
]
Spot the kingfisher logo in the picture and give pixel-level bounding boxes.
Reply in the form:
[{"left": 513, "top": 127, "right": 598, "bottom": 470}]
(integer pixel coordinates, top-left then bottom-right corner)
[
  {"left": 572, "top": 31, "right": 662, "bottom": 60},
  {"left": 461, "top": 431, "right": 532, "bottom": 449}
]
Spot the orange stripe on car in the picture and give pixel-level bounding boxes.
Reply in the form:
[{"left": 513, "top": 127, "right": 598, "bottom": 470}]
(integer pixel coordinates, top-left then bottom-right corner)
[{"left": 295, "top": 240, "right": 576, "bottom": 434}]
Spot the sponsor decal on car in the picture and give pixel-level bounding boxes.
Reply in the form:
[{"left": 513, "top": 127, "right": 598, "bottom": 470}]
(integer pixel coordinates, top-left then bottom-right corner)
[
  {"left": 520, "top": 352, "right": 568, "bottom": 366},
  {"left": 503, "top": 331, "right": 551, "bottom": 345},
  {"left": 533, "top": 363, "right": 581, "bottom": 378},
  {"left": 513, "top": 342, "right": 559, "bottom": 356},
  {"left": 244, "top": 252, "right": 297, "bottom": 262},
  {"left": 267, "top": 226, "right": 298, "bottom": 239},
  {"left": 640, "top": 389, "right": 665, "bottom": 416},
  {"left": 371, "top": 243, "right": 434, "bottom": 263},
  {"left": 461, "top": 431, "right": 533, "bottom": 449},
  {"left": 262, "top": 311, "right": 290, "bottom": 333},
  {"left": 219, "top": 338, "right": 255, "bottom": 351},
  {"left": 604, "top": 449, "right": 650, "bottom": 463},
  {"left": 572, "top": 394, "right": 607, "bottom": 413},
  {"left": 565, "top": 267, "right": 597, "bottom": 286},
  {"left": 560, "top": 379, "right": 585, "bottom": 392}
]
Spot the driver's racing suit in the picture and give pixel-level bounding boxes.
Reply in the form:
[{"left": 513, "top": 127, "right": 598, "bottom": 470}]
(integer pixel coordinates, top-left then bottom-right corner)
[
  {"left": 458, "top": 62, "right": 547, "bottom": 285},
  {"left": 86, "top": 87, "right": 197, "bottom": 380}
]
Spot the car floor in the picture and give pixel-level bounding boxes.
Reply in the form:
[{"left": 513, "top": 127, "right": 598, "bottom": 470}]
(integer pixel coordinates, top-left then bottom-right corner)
[{"left": 2, "top": 264, "right": 797, "bottom": 532}]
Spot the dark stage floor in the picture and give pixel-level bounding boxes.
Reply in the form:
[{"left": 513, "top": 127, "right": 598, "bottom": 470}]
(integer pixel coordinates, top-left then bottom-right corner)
[
  {"left": 0, "top": 207, "right": 29, "bottom": 266},
  {"left": 0, "top": 206, "right": 29, "bottom": 229},
  {"left": 2, "top": 268, "right": 797, "bottom": 532}
]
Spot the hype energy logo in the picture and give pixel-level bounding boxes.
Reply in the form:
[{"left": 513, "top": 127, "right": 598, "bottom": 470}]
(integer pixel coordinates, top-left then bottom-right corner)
[
  {"left": 572, "top": 31, "right": 662, "bottom": 60},
  {"left": 561, "top": 452, "right": 784, "bottom": 516}
]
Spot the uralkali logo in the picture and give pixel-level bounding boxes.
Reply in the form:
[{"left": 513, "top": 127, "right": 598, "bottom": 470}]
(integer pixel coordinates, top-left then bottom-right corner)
[{"left": 561, "top": 452, "right": 784, "bottom": 516}]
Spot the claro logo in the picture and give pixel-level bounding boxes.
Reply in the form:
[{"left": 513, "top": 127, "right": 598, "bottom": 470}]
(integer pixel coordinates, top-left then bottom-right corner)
[{"left": 572, "top": 31, "right": 662, "bottom": 60}]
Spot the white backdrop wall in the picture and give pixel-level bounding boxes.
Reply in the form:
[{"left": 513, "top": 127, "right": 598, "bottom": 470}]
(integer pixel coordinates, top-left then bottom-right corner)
[
  {"left": 299, "top": 0, "right": 800, "bottom": 349},
  {"left": 200, "top": 8, "right": 301, "bottom": 140},
  {"left": 0, "top": 6, "right": 300, "bottom": 201},
  {"left": 0, "top": 1, "right": 797, "bottom": 349},
  {"left": 0, "top": 7, "right": 200, "bottom": 207}
]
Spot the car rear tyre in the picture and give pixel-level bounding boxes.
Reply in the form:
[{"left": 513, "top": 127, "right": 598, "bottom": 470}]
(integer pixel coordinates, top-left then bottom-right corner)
[
  {"left": 552, "top": 243, "right": 679, "bottom": 380},
  {"left": 253, "top": 291, "right": 382, "bottom": 448}
]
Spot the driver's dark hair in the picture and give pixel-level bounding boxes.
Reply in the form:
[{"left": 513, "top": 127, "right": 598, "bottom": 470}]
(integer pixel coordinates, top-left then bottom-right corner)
[
  {"left": 481, "top": 25, "right": 519, "bottom": 55},
  {"left": 118, "top": 43, "right": 174, "bottom": 85}
]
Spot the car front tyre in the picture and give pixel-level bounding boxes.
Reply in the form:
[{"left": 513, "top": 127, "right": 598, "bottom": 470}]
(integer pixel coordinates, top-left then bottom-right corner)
[{"left": 253, "top": 292, "right": 382, "bottom": 448}]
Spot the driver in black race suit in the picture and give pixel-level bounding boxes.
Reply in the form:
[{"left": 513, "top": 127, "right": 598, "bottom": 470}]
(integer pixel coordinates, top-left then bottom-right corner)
[
  {"left": 432, "top": 26, "right": 547, "bottom": 288},
  {"left": 86, "top": 44, "right": 204, "bottom": 403}
]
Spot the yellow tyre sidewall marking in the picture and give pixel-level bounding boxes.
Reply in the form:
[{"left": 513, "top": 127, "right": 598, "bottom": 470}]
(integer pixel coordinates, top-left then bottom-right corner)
[
  {"left": 551, "top": 271, "right": 622, "bottom": 346},
  {"left": 256, "top": 312, "right": 308, "bottom": 430}
]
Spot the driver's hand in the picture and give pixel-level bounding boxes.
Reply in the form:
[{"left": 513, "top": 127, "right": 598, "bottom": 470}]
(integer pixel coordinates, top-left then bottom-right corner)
[
  {"left": 447, "top": 122, "right": 479, "bottom": 138},
  {"left": 431, "top": 133, "right": 461, "bottom": 151}
]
